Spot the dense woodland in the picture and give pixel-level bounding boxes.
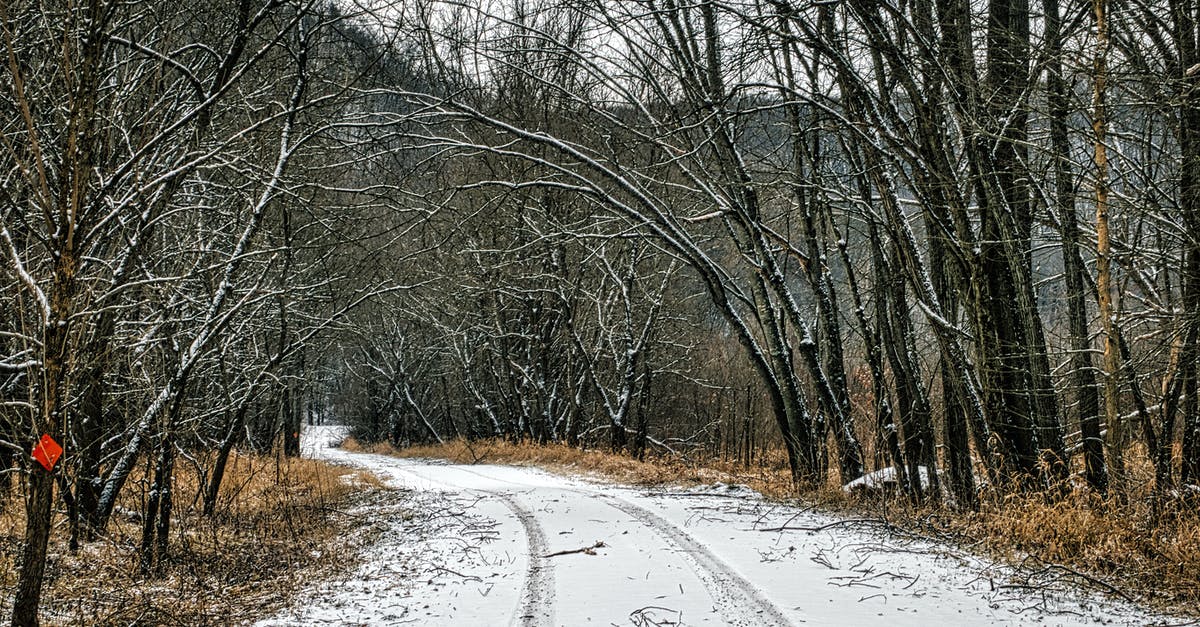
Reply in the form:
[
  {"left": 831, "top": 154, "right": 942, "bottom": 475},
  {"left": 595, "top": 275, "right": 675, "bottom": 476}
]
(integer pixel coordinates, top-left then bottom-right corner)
[{"left": 3, "top": 0, "right": 1200, "bottom": 623}]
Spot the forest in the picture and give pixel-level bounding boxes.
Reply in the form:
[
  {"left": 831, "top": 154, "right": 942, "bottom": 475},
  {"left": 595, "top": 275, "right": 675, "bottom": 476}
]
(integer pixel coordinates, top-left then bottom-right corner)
[{"left": 2, "top": 0, "right": 1199, "bottom": 623}]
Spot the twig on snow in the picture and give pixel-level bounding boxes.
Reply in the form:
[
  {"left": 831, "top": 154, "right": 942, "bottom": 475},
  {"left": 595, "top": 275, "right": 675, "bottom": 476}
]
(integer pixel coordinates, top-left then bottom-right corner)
[
  {"left": 543, "top": 540, "right": 607, "bottom": 557},
  {"left": 760, "top": 518, "right": 896, "bottom": 533}
]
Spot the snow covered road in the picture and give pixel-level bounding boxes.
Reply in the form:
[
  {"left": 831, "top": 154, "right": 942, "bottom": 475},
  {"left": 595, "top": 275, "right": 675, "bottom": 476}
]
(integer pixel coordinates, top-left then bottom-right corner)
[{"left": 257, "top": 426, "right": 1171, "bottom": 626}]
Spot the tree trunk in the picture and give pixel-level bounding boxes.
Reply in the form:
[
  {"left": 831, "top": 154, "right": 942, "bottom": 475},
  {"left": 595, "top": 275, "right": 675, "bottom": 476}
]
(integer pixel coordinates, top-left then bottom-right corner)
[
  {"left": 1183, "top": 362, "right": 1200, "bottom": 484},
  {"left": 140, "top": 432, "right": 176, "bottom": 575},
  {"left": 12, "top": 162, "right": 79, "bottom": 627},
  {"left": 881, "top": 245, "right": 941, "bottom": 501},
  {"left": 1093, "top": 0, "right": 1125, "bottom": 493},
  {"left": 10, "top": 0, "right": 108, "bottom": 619},
  {"left": 73, "top": 362, "right": 108, "bottom": 538},
  {"left": 1046, "top": 0, "right": 1107, "bottom": 493},
  {"left": 633, "top": 360, "right": 651, "bottom": 461},
  {"left": 1170, "top": 0, "right": 1200, "bottom": 488},
  {"left": 833, "top": 219, "right": 907, "bottom": 491},
  {"left": 282, "top": 379, "right": 300, "bottom": 457},
  {"left": 204, "top": 401, "right": 252, "bottom": 516}
]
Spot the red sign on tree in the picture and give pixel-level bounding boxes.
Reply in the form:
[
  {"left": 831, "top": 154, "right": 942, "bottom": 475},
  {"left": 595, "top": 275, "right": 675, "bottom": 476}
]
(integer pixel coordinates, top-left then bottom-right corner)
[{"left": 32, "top": 435, "right": 63, "bottom": 472}]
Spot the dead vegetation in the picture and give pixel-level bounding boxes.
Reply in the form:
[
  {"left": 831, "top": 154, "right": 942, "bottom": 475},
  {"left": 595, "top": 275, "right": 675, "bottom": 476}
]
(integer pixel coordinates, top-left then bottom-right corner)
[
  {"left": 350, "top": 436, "right": 1200, "bottom": 618},
  {"left": 343, "top": 437, "right": 798, "bottom": 498},
  {"left": 0, "top": 452, "right": 380, "bottom": 625},
  {"left": 956, "top": 476, "right": 1200, "bottom": 614}
]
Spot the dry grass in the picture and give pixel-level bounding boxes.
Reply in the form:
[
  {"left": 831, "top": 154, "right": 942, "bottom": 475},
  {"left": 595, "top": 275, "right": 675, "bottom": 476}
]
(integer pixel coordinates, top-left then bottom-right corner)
[
  {"left": 0, "top": 451, "right": 381, "bottom": 626},
  {"left": 352, "top": 436, "right": 1200, "bottom": 617},
  {"left": 955, "top": 490, "right": 1200, "bottom": 610},
  {"left": 947, "top": 450, "right": 1200, "bottom": 615}
]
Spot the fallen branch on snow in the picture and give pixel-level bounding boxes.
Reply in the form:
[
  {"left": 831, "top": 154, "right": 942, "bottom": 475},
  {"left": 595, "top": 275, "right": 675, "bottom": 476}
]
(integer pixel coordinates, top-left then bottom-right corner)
[
  {"left": 543, "top": 541, "right": 607, "bottom": 557},
  {"left": 1016, "top": 555, "right": 1135, "bottom": 603},
  {"left": 759, "top": 518, "right": 897, "bottom": 533}
]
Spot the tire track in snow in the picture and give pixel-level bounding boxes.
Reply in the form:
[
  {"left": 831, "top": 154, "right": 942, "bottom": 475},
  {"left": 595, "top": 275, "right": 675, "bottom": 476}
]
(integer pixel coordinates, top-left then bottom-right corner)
[
  {"left": 438, "top": 465, "right": 793, "bottom": 625},
  {"left": 497, "top": 493, "right": 555, "bottom": 627},
  {"left": 424, "top": 465, "right": 793, "bottom": 624},
  {"left": 597, "top": 495, "right": 794, "bottom": 627}
]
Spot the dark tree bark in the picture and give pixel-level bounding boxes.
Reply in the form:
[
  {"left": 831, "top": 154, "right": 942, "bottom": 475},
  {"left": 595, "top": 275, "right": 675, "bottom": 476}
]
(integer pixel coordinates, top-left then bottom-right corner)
[
  {"left": 204, "top": 403, "right": 251, "bottom": 516},
  {"left": 140, "top": 430, "right": 176, "bottom": 575},
  {"left": 881, "top": 246, "right": 941, "bottom": 502},
  {"left": 1170, "top": 0, "right": 1200, "bottom": 487}
]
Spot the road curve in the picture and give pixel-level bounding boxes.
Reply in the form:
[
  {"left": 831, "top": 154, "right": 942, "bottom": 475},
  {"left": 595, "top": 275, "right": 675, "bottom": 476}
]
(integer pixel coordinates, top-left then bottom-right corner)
[
  {"left": 381, "top": 460, "right": 792, "bottom": 625},
  {"left": 266, "top": 426, "right": 1167, "bottom": 627}
]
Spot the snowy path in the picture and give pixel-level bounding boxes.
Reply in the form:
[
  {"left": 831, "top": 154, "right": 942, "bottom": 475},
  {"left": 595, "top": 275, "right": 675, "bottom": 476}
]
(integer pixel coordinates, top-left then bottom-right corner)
[{"left": 257, "top": 427, "right": 1172, "bottom": 626}]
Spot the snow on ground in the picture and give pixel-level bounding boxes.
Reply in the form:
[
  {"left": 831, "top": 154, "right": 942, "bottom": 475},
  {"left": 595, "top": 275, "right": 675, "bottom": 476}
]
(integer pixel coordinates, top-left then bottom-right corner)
[{"left": 256, "top": 426, "right": 1178, "bottom": 626}]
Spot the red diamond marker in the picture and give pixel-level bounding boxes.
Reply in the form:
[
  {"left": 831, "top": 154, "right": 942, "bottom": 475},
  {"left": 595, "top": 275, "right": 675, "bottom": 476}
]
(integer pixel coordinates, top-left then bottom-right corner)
[{"left": 32, "top": 434, "right": 63, "bottom": 472}]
